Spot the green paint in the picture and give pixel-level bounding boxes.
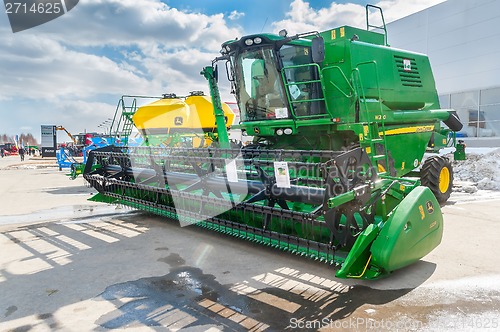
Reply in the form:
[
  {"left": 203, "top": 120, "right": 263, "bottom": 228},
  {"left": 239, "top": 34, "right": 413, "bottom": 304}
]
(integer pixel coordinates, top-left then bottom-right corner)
[
  {"left": 85, "top": 6, "right": 455, "bottom": 280},
  {"left": 201, "top": 66, "right": 230, "bottom": 149}
]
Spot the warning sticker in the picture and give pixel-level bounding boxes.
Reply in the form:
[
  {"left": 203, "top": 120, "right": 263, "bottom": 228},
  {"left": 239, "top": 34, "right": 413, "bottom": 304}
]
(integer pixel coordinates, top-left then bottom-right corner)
[
  {"left": 288, "top": 84, "right": 301, "bottom": 100},
  {"left": 274, "top": 161, "right": 291, "bottom": 188},
  {"left": 275, "top": 107, "right": 288, "bottom": 119}
]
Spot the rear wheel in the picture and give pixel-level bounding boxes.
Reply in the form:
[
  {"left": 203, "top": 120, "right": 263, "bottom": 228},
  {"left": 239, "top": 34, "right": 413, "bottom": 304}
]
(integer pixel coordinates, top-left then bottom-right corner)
[{"left": 421, "top": 156, "right": 453, "bottom": 204}]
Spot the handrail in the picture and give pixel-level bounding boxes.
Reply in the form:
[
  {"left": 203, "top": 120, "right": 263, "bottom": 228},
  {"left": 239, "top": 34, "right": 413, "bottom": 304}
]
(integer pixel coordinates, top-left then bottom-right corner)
[
  {"left": 281, "top": 63, "right": 329, "bottom": 118},
  {"left": 321, "top": 66, "right": 354, "bottom": 98},
  {"left": 354, "top": 60, "right": 383, "bottom": 118},
  {"left": 366, "top": 4, "right": 388, "bottom": 46},
  {"left": 351, "top": 60, "right": 390, "bottom": 174}
]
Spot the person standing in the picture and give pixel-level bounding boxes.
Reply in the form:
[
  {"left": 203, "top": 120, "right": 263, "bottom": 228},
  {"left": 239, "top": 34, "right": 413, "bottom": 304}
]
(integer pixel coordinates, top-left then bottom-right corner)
[
  {"left": 0, "top": 148, "right": 4, "bottom": 158},
  {"left": 19, "top": 147, "right": 25, "bottom": 161}
]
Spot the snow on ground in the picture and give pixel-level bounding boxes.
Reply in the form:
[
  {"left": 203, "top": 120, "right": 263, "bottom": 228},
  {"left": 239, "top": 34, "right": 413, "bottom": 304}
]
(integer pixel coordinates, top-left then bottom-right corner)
[{"left": 450, "top": 148, "right": 500, "bottom": 192}]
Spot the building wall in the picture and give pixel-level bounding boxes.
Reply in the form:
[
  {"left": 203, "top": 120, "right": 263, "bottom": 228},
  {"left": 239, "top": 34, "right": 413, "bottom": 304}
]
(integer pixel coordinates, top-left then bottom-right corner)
[{"left": 387, "top": 0, "right": 500, "bottom": 139}]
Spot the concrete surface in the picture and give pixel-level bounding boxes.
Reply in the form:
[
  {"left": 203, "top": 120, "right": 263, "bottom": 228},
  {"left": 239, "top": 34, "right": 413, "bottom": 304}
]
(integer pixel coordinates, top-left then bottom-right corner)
[{"left": 1, "top": 155, "right": 500, "bottom": 331}]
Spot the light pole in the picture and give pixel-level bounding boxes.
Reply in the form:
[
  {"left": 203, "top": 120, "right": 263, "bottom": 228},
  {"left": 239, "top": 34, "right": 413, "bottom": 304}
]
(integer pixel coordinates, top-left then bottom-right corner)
[
  {"left": 98, "top": 123, "right": 108, "bottom": 135},
  {"left": 104, "top": 119, "right": 113, "bottom": 136},
  {"left": 97, "top": 117, "right": 114, "bottom": 137}
]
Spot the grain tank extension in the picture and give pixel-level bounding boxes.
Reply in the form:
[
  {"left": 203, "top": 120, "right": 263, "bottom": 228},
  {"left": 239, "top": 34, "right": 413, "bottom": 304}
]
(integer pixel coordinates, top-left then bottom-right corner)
[{"left": 83, "top": 5, "right": 462, "bottom": 279}]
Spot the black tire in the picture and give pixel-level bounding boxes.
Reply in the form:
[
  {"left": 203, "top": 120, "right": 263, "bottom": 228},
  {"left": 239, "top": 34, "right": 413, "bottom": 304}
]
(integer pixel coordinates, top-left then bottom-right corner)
[{"left": 421, "top": 156, "right": 453, "bottom": 204}]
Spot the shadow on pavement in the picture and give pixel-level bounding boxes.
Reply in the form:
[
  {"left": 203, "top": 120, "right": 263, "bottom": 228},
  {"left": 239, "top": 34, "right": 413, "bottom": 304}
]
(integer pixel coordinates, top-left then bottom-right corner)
[{"left": 0, "top": 212, "right": 435, "bottom": 331}]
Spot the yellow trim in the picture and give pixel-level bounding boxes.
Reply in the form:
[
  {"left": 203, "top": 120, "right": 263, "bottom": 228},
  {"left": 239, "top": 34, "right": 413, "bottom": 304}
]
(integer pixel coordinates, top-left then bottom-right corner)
[
  {"left": 419, "top": 205, "right": 425, "bottom": 220},
  {"left": 363, "top": 125, "right": 369, "bottom": 137},
  {"left": 350, "top": 255, "right": 372, "bottom": 278},
  {"left": 439, "top": 167, "right": 451, "bottom": 193},
  {"left": 380, "top": 125, "right": 434, "bottom": 136}
]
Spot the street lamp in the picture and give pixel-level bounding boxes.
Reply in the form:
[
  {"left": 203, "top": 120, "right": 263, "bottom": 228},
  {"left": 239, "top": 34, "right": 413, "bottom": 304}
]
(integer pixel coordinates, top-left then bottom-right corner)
[
  {"left": 98, "top": 124, "right": 108, "bottom": 134},
  {"left": 104, "top": 119, "right": 113, "bottom": 135},
  {"left": 97, "top": 118, "right": 114, "bottom": 136}
]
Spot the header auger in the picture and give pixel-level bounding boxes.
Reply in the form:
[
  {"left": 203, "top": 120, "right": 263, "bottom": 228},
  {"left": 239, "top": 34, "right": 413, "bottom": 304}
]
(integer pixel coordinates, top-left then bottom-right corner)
[{"left": 84, "top": 5, "right": 461, "bottom": 279}]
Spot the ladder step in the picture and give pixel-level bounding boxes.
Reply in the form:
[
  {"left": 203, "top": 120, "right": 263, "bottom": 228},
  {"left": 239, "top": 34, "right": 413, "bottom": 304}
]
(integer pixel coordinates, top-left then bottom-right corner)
[
  {"left": 372, "top": 154, "right": 387, "bottom": 160},
  {"left": 365, "top": 138, "right": 384, "bottom": 143}
]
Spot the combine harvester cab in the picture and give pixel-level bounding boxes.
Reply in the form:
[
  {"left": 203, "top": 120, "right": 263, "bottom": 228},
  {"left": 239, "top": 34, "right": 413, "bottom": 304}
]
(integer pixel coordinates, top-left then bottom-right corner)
[{"left": 84, "top": 5, "right": 461, "bottom": 279}]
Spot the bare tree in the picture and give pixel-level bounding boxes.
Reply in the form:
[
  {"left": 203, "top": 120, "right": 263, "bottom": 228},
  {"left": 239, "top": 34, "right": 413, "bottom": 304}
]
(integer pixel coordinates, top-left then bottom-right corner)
[{"left": 0, "top": 133, "right": 38, "bottom": 145}]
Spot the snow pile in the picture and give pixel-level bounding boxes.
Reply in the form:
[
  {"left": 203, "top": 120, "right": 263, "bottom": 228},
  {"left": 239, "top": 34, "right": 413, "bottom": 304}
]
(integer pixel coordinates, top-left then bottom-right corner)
[{"left": 452, "top": 148, "right": 500, "bottom": 191}]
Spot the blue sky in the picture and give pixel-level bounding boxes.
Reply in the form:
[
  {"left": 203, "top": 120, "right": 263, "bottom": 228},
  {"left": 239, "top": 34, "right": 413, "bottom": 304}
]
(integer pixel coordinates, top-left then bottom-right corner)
[{"left": 0, "top": 0, "right": 444, "bottom": 141}]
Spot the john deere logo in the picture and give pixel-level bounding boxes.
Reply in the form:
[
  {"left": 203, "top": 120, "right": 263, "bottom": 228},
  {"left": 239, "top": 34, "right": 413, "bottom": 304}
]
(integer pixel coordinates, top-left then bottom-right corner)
[
  {"left": 426, "top": 200, "right": 434, "bottom": 214},
  {"left": 4, "top": 0, "right": 79, "bottom": 33},
  {"left": 174, "top": 117, "right": 183, "bottom": 126}
]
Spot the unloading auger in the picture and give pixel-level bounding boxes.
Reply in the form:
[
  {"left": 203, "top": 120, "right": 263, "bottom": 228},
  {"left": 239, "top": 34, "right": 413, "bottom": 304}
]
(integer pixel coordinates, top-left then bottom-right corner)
[{"left": 84, "top": 5, "right": 461, "bottom": 279}]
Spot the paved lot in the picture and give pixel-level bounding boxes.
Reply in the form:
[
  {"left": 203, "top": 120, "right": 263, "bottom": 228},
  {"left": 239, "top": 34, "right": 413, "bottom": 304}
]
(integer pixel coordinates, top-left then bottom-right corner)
[{"left": 1, "top": 156, "right": 500, "bottom": 331}]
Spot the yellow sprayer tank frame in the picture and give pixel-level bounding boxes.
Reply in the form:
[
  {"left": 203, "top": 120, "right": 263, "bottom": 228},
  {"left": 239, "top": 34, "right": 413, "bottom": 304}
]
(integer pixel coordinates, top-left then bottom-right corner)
[{"left": 133, "top": 92, "right": 235, "bottom": 134}]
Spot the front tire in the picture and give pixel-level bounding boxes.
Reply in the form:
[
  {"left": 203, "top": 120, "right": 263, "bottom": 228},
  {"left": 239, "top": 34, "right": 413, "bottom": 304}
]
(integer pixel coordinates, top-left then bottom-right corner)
[{"left": 421, "top": 156, "right": 453, "bottom": 204}]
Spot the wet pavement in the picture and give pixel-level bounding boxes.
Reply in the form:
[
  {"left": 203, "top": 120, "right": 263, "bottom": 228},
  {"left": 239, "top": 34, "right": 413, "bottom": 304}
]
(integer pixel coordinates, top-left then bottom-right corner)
[
  {"left": 1, "top": 204, "right": 499, "bottom": 331},
  {"left": 1, "top": 158, "right": 500, "bottom": 331}
]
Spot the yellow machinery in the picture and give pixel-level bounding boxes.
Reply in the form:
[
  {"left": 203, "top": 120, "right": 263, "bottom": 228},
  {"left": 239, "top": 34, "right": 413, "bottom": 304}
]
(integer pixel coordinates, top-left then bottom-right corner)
[
  {"left": 56, "top": 126, "right": 77, "bottom": 145},
  {"left": 132, "top": 91, "right": 235, "bottom": 147}
]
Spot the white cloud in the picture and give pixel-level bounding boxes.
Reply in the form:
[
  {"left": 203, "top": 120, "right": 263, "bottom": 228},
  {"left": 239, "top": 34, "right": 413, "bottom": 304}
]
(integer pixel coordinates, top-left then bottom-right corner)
[
  {"left": 0, "top": 98, "right": 116, "bottom": 140},
  {"left": 0, "top": 0, "right": 243, "bottom": 136},
  {"left": 228, "top": 10, "right": 245, "bottom": 21},
  {"left": 0, "top": 0, "right": 244, "bottom": 103},
  {"left": 272, "top": 0, "right": 445, "bottom": 34},
  {"left": 49, "top": 100, "right": 116, "bottom": 135},
  {"left": 0, "top": 33, "right": 155, "bottom": 101},
  {"left": 36, "top": 0, "right": 242, "bottom": 50},
  {"left": 272, "top": 1, "right": 366, "bottom": 34}
]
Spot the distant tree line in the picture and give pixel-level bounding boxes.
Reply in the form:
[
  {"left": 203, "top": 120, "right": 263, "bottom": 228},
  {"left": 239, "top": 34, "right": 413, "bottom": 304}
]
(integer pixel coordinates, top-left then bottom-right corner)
[{"left": 0, "top": 133, "right": 38, "bottom": 146}]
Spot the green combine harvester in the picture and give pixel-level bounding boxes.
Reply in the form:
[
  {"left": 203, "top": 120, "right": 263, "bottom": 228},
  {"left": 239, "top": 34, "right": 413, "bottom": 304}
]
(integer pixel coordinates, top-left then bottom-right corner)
[{"left": 84, "top": 5, "right": 462, "bottom": 279}]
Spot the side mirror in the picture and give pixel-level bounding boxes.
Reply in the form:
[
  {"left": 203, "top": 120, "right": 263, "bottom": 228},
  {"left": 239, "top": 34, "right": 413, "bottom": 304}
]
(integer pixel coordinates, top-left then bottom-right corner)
[
  {"left": 225, "top": 60, "right": 234, "bottom": 82},
  {"left": 311, "top": 36, "right": 325, "bottom": 63},
  {"left": 214, "top": 64, "right": 219, "bottom": 83}
]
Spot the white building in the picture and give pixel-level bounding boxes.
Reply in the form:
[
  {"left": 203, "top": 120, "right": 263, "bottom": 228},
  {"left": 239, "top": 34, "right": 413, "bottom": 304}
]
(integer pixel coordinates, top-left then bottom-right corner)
[{"left": 387, "top": 0, "right": 500, "bottom": 144}]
